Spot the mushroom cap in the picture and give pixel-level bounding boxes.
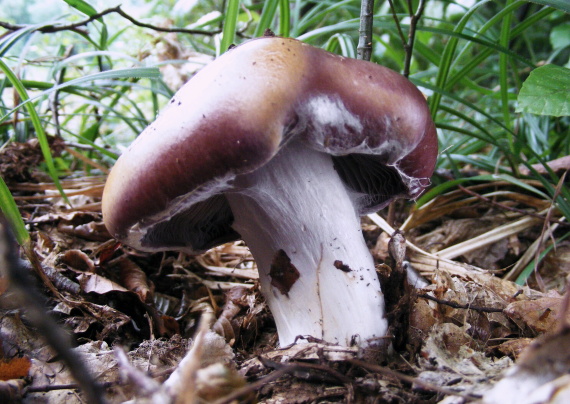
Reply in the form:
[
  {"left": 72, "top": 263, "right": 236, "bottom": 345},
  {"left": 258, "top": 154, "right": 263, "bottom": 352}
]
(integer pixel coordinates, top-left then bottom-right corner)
[{"left": 102, "top": 37, "right": 438, "bottom": 253}]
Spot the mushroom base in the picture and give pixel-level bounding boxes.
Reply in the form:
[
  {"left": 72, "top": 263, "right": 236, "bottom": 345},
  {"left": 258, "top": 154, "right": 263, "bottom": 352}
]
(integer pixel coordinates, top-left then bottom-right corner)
[{"left": 226, "top": 141, "right": 389, "bottom": 348}]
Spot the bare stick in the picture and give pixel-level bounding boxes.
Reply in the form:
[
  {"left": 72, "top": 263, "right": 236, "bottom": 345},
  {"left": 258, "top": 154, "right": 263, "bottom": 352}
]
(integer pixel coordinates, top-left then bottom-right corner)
[
  {"left": 403, "top": 0, "right": 427, "bottom": 77},
  {"left": 418, "top": 294, "right": 504, "bottom": 313},
  {"left": 357, "top": 0, "right": 375, "bottom": 61},
  {"left": 387, "top": 0, "right": 427, "bottom": 77},
  {"left": 0, "top": 5, "right": 219, "bottom": 36}
]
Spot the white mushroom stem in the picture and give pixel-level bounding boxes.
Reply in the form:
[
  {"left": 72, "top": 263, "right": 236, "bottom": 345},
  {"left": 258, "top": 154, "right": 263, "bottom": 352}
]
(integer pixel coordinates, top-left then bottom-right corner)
[{"left": 225, "top": 141, "right": 388, "bottom": 347}]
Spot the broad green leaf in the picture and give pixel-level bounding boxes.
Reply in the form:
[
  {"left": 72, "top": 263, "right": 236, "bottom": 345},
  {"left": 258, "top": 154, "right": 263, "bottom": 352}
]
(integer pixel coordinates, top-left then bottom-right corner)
[
  {"left": 516, "top": 64, "right": 570, "bottom": 117},
  {"left": 550, "top": 22, "right": 570, "bottom": 50}
]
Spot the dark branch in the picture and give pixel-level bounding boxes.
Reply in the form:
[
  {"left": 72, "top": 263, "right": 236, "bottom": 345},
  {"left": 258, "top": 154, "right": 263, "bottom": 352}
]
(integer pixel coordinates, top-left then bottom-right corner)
[
  {"left": 387, "top": 0, "right": 427, "bottom": 77},
  {"left": 403, "top": 0, "right": 427, "bottom": 77},
  {"left": 0, "top": 6, "right": 219, "bottom": 36},
  {"left": 418, "top": 293, "right": 504, "bottom": 313},
  {"left": 357, "top": 0, "right": 375, "bottom": 61}
]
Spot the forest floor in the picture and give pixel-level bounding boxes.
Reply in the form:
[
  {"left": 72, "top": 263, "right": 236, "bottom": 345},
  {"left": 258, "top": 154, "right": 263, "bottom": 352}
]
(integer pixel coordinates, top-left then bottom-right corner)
[{"left": 1, "top": 139, "right": 570, "bottom": 403}]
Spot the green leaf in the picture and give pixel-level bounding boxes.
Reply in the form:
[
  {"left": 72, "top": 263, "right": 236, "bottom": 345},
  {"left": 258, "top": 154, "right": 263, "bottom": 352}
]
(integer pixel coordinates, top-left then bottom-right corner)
[
  {"left": 516, "top": 64, "right": 570, "bottom": 117},
  {"left": 62, "top": 0, "right": 98, "bottom": 17},
  {"left": 550, "top": 22, "right": 570, "bottom": 49}
]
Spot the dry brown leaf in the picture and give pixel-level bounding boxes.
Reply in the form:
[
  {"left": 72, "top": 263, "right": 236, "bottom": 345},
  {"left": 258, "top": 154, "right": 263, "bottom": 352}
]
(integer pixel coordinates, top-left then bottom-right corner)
[
  {"left": 504, "top": 296, "right": 569, "bottom": 333},
  {"left": 483, "top": 327, "right": 570, "bottom": 404},
  {"left": 77, "top": 272, "right": 128, "bottom": 294},
  {"left": 0, "top": 357, "right": 31, "bottom": 381},
  {"left": 58, "top": 249, "right": 95, "bottom": 272},
  {"left": 116, "top": 256, "right": 152, "bottom": 302},
  {"left": 494, "top": 338, "right": 534, "bottom": 359}
]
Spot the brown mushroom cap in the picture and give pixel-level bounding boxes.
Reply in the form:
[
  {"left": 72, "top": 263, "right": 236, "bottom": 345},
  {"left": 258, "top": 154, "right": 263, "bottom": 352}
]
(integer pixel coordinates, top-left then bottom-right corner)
[{"left": 102, "top": 37, "right": 438, "bottom": 253}]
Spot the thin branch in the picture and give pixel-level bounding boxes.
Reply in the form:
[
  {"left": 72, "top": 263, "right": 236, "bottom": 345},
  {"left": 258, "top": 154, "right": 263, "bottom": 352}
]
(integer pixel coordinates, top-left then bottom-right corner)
[
  {"left": 418, "top": 293, "right": 504, "bottom": 313},
  {"left": 387, "top": 0, "right": 407, "bottom": 49},
  {"left": 387, "top": 0, "right": 427, "bottom": 77},
  {"left": 0, "top": 6, "right": 219, "bottom": 36},
  {"left": 348, "top": 359, "right": 481, "bottom": 401},
  {"left": 357, "top": 0, "right": 375, "bottom": 61},
  {"left": 403, "top": 0, "right": 427, "bottom": 77}
]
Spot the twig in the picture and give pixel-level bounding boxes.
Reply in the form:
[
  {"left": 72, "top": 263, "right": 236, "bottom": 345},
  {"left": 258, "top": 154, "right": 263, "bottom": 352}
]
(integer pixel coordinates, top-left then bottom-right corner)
[
  {"left": 213, "top": 366, "right": 292, "bottom": 404},
  {"left": 348, "top": 358, "right": 481, "bottom": 400},
  {"left": 387, "top": 0, "right": 427, "bottom": 77},
  {"left": 260, "top": 357, "right": 353, "bottom": 385},
  {"left": 532, "top": 170, "right": 568, "bottom": 290},
  {"left": 357, "top": 0, "right": 375, "bottom": 61},
  {"left": 0, "top": 6, "right": 219, "bottom": 36},
  {"left": 418, "top": 293, "right": 504, "bottom": 313},
  {"left": 403, "top": 0, "right": 427, "bottom": 77}
]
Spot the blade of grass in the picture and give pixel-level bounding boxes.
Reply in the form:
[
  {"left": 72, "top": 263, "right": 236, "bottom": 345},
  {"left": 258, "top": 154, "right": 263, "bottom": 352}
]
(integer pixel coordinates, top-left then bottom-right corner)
[
  {"left": 0, "top": 177, "right": 30, "bottom": 245},
  {"left": 428, "top": 0, "right": 491, "bottom": 118},
  {"left": 220, "top": 0, "right": 240, "bottom": 53},
  {"left": 0, "top": 59, "right": 69, "bottom": 205},
  {"left": 254, "top": 0, "right": 279, "bottom": 38},
  {"left": 514, "top": 230, "right": 570, "bottom": 285},
  {"left": 279, "top": 0, "right": 291, "bottom": 37},
  {"left": 62, "top": 0, "right": 97, "bottom": 16},
  {"left": 416, "top": 174, "right": 550, "bottom": 208},
  {"left": 0, "top": 67, "right": 160, "bottom": 123},
  {"left": 324, "top": 33, "right": 357, "bottom": 58},
  {"left": 526, "top": 0, "right": 570, "bottom": 13},
  {"left": 499, "top": 0, "right": 514, "bottom": 131}
]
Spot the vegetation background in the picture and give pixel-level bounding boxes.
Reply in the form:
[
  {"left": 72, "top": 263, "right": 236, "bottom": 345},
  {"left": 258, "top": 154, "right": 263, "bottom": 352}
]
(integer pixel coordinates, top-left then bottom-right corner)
[{"left": 0, "top": 0, "right": 570, "bottom": 401}]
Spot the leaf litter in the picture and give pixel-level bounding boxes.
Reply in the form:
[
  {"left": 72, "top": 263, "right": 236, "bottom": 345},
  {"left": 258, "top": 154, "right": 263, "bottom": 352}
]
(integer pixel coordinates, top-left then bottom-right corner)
[{"left": 1, "top": 145, "right": 570, "bottom": 403}]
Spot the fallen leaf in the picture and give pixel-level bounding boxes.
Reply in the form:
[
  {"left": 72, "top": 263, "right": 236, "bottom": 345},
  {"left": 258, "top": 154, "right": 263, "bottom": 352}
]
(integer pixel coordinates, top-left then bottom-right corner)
[{"left": 504, "top": 297, "right": 569, "bottom": 333}]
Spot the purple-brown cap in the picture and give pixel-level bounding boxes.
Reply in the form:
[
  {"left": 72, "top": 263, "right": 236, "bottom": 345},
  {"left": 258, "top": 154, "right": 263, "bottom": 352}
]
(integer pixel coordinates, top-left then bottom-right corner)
[{"left": 102, "top": 37, "right": 437, "bottom": 254}]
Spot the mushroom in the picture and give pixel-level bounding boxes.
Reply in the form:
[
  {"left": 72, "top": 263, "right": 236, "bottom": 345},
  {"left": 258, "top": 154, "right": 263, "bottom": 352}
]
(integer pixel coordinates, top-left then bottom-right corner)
[{"left": 102, "top": 37, "right": 438, "bottom": 348}]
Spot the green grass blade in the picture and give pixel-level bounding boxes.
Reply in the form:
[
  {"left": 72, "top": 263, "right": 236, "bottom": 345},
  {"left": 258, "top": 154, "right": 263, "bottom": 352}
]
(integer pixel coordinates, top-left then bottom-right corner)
[
  {"left": 279, "top": 0, "right": 291, "bottom": 37},
  {"left": 324, "top": 33, "right": 356, "bottom": 58},
  {"left": 220, "top": 0, "right": 240, "bottom": 53},
  {"left": 499, "top": 0, "right": 514, "bottom": 131},
  {"left": 515, "top": 231, "right": 570, "bottom": 285},
  {"left": 62, "top": 0, "right": 97, "bottom": 16},
  {"left": 0, "top": 67, "right": 160, "bottom": 123},
  {"left": 526, "top": 0, "right": 570, "bottom": 13},
  {"left": 254, "top": 0, "right": 279, "bottom": 38},
  {"left": 0, "top": 59, "right": 70, "bottom": 205},
  {"left": 428, "top": 0, "right": 492, "bottom": 118},
  {"left": 416, "top": 174, "right": 550, "bottom": 208},
  {"left": 0, "top": 177, "right": 30, "bottom": 246}
]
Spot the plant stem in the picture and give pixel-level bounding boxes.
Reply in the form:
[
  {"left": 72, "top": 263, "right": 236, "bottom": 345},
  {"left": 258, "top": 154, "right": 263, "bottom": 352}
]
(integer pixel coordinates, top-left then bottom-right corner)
[
  {"left": 357, "top": 0, "right": 375, "bottom": 61},
  {"left": 388, "top": 0, "right": 427, "bottom": 77},
  {"left": 403, "top": 0, "right": 427, "bottom": 77}
]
